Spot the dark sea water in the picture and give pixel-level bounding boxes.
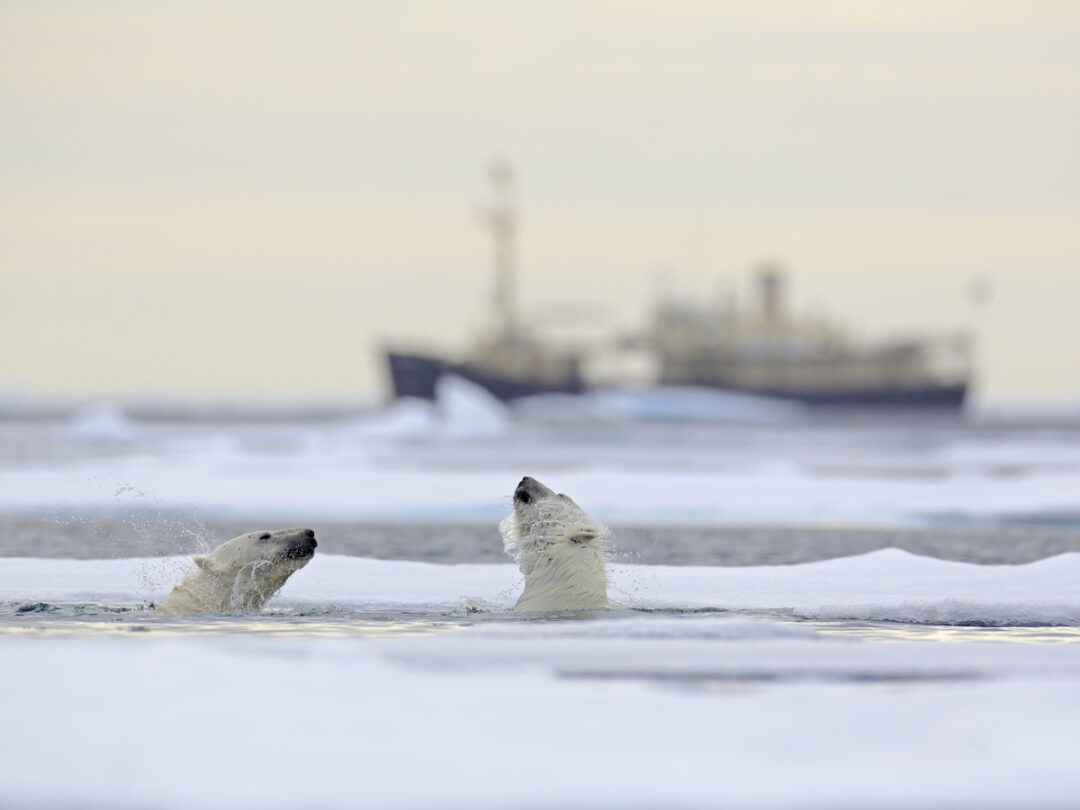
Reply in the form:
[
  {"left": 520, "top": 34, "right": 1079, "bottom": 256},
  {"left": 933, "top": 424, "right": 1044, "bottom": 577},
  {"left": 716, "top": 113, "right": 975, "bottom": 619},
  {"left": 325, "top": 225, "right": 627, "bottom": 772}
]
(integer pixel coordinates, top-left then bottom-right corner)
[{"left": 4, "top": 515, "right": 1080, "bottom": 566}]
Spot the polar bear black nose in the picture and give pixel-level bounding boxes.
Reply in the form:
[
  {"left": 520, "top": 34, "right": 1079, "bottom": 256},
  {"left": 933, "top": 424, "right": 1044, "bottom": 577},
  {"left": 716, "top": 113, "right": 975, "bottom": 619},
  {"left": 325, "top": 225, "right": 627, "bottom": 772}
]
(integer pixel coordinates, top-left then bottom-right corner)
[{"left": 515, "top": 477, "right": 543, "bottom": 504}]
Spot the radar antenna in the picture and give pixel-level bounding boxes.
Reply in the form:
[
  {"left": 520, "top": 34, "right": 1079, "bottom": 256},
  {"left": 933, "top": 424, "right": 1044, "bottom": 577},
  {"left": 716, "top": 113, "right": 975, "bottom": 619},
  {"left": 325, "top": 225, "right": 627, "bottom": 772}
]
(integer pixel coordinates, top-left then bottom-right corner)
[{"left": 479, "top": 159, "right": 519, "bottom": 340}]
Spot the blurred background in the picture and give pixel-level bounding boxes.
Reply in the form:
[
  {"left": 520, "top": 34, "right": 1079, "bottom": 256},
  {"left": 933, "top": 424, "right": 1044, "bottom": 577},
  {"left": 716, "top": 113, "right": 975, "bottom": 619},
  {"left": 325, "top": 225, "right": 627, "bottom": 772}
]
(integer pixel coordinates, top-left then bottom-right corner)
[{"left": 1, "top": 0, "right": 1077, "bottom": 406}]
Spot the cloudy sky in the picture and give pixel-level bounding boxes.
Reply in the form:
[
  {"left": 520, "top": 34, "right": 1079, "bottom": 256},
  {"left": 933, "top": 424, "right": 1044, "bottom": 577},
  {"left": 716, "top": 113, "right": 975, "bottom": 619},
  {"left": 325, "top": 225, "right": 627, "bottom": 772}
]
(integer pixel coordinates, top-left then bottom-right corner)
[{"left": 1, "top": 1, "right": 1077, "bottom": 401}]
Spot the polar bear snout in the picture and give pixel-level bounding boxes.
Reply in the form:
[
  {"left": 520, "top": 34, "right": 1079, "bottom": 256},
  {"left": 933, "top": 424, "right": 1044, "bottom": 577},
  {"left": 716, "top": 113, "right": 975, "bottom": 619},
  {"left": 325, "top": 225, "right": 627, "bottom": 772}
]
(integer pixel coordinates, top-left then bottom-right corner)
[
  {"left": 280, "top": 528, "right": 318, "bottom": 560},
  {"left": 515, "top": 476, "right": 554, "bottom": 505}
]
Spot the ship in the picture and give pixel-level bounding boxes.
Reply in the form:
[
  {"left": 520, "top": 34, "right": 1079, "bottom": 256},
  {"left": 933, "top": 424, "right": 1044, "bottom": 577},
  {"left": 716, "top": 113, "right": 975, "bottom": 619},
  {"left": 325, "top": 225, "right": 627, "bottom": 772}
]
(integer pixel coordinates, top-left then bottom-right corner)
[
  {"left": 386, "top": 160, "right": 588, "bottom": 402},
  {"left": 385, "top": 164, "right": 973, "bottom": 410}
]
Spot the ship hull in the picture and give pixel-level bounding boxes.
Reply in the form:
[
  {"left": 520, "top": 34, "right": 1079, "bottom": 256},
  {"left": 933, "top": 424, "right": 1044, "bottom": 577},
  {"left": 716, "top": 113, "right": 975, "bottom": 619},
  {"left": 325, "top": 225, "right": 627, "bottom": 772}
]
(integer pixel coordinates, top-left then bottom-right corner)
[
  {"left": 387, "top": 351, "right": 966, "bottom": 409},
  {"left": 386, "top": 351, "right": 586, "bottom": 401},
  {"left": 386, "top": 352, "right": 444, "bottom": 400},
  {"left": 705, "top": 382, "right": 968, "bottom": 409}
]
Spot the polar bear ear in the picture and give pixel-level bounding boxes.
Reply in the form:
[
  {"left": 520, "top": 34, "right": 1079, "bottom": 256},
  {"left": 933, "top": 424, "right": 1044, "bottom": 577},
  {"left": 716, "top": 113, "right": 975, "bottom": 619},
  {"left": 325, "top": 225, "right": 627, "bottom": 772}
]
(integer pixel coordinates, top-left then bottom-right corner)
[{"left": 193, "top": 556, "right": 214, "bottom": 572}]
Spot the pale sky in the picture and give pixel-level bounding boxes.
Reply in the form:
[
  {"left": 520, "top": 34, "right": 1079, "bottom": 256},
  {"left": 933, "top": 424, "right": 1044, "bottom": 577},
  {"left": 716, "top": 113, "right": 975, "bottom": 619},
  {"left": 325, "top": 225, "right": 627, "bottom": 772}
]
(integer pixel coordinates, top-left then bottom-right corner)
[{"left": 1, "top": 1, "right": 1078, "bottom": 402}]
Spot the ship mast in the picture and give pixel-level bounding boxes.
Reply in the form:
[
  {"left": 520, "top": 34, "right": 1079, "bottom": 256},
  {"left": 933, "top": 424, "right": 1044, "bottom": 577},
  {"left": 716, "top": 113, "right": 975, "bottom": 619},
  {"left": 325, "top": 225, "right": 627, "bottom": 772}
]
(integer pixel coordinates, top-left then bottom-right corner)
[{"left": 480, "top": 159, "right": 519, "bottom": 341}]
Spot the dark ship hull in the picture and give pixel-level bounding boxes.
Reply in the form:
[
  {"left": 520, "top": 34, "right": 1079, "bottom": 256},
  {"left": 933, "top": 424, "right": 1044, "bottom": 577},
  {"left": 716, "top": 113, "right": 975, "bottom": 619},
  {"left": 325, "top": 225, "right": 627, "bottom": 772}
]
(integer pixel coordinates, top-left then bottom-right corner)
[
  {"left": 706, "top": 382, "right": 967, "bottom": 409},
  {"left": 387, "top": 350, "right": 966, "bottom": 408},
  {"left": 387, "top": 351, "right": 586, "bottom": 401}
]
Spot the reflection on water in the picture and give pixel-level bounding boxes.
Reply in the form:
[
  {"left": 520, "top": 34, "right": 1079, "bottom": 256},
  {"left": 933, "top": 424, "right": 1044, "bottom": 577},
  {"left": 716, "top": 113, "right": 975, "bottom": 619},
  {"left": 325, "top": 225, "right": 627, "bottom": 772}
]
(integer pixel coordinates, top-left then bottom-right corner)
[
  {"left": 801, "top": 620, "right": 1080, "bottom": 644},
  {"left": 0, "top": 618, "right": 473, "bottom": 639},
  {"left": 8, "top": 516, "right": 1080, "bottom": 565},
  {"left": 5, "top": 602, "right": 1080, "bottom": 644},
  {"left": 0, "top": 605, "right": 477, "bottom": 638}
]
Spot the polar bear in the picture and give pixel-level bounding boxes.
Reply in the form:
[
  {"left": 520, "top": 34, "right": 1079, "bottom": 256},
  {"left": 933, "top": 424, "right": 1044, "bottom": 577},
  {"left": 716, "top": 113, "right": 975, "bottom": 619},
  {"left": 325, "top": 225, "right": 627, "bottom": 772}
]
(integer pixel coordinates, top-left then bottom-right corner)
[
  {"left": 155, "top": 528, "right": 318, "bottom": 615},
  {"left": 499, "top": 476, "right": 609, "bottom": 612}
]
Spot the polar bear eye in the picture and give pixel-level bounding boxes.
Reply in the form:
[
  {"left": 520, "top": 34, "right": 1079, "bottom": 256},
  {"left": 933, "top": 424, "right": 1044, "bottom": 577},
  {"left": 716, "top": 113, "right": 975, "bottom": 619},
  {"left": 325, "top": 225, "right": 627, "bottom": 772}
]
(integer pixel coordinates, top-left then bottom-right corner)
[{"left": 258, "top": 533, "right": 272, "bottom": 541}]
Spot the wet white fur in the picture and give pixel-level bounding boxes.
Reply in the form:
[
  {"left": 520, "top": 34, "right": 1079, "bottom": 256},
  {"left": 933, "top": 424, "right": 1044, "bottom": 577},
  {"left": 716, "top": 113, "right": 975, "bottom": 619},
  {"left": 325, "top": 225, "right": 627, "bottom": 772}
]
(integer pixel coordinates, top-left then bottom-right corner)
[
  {"left": 500, "top": 487, "right": 609, "bottom": 612},
  {"left": 155, "top": 529, "right": 313, "bottom": 615}
]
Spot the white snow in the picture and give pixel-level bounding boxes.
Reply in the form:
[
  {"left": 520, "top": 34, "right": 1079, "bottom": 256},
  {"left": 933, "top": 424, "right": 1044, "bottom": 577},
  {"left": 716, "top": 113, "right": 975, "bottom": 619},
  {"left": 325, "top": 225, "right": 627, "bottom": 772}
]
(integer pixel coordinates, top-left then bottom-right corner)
[
  {"left": 435, "top": 375, "right": 512, "bottom": 438},
  {"left": 3, "top": 397, "right": 1080, "bottom": 524},
  {"left": 333, "top": 376, "right": 511, "bottom": 442},
  {"left": 65, "top": 400, "right": 137, "bottom": 441},
  {"left": 3, "top": 451, "right": 1080, "bottom": 524},
  {"left": 514, "top": 385, "right": 805, "bottom": 423},
  {"left": 3, "top": 612, "right": 1080, "bottom": 808},
  {"left": 3, "top": 635, "right": 1079, "bottom": 810}
]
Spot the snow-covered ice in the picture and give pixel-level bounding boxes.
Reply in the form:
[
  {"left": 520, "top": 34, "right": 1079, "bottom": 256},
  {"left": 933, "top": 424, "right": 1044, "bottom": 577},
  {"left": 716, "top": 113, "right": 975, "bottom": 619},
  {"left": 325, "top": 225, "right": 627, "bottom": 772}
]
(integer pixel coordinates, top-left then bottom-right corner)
[
  {"left": 4, "top": 634, "right": 1080, "bottom": 810},
  {"left": 3, "top": 631, "right": 1079, "bottom": 810},
  {"left": 3, "top": 389, "right": 1080, "bottom": 525}
]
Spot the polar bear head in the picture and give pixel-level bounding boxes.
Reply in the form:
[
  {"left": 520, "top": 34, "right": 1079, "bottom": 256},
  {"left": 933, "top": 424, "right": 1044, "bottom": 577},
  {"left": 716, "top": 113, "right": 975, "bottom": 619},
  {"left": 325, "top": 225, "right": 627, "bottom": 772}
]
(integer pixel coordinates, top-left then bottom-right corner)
[
  {"left": 156, "top": 528, "right": 318, "bottom": 615},
  {"left": 499, "top": 477, "right": 609, "bottom": 612}
]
